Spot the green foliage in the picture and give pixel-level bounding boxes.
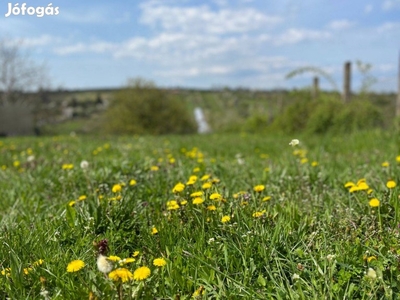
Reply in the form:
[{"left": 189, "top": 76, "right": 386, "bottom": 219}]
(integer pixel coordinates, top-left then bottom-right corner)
[
  {"left": 270, "top": 92, "right": 384, "bottom": 134},
  {"left": 103, "top": 79, "right": 197, "bottom": 135}
]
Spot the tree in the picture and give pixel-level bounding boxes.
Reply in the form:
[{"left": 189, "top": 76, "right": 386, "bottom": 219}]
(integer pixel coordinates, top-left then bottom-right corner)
[
  {"left": 0, "top": 38, "right": 48, "bottom": 105},
  {"left": 103, "top": 78, "right": 197, "bottom": 135}
]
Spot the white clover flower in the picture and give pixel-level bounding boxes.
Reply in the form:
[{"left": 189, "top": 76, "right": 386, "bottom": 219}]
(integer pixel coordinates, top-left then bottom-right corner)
[
  {"left": 292, "top": 273, "right": 300, "bottom": 280},
  {"left": 80, "top": 160, "right": 89, "bottom": 169},
  {"left": 27, "top": 155, "right": 35, "bottom": 162},
  {"left": 289, "top": 139, "right": 300, "bottom": 147}
]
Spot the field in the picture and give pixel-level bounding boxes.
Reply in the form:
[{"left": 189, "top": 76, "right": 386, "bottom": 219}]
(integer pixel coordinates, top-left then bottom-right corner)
[{"left": 1, "top": 131, "right": 400, "bottom": 299}]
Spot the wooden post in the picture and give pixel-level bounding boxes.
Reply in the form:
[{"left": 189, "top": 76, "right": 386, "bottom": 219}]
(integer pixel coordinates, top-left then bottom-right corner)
[
  {"left": 312, "top": 76, "right": 319, "bottom": 99},
  {"left": 343, "top": 61, "right": 351, "bottom": 103},
  {"left": 396, "top": 51, "right": 400, "bottom": 117}
]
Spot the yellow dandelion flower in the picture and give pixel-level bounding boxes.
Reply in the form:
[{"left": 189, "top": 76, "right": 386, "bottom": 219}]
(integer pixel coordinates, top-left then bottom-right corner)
[
  {"left": 129, "top": 179, "right": 137, "bottom": 186},
  {"left": 166, "top": 200, "right": 180, "bottom": 210},
  {"left": 357, "top": 182, "right": 369, "bottom": 191},
  {"left": 119, "top": 258, "right": 135, "bottom": 265},
  {"left": 202, "top": 182, "right": 212, "bottom": 189},
  {"left": 252, "top": 210, "right": 266, "bottom": 218},
  {"left": 193, "top": 197, "right": 204, "bottom": 205},
  {"left": 132, "top": 251, "right": 140, "bottom": 257},
  {"left": 262, "top": 196, "right": 271, "bottom": 201},
  {"left": 209, "top": 193, "right": 222, "bottom": 200},
  {"left": 396, "top": 155, "right": 400, "bottom": 163},
  {"left": 200, "top": 174, "right": 210, "bottom": 181},
  {"left": 207, "top": 205, "right": 216, "bottom": 211},
  {"left": 369, "top": 198, "right": 380, "bottom": 207},
  {"left": 233, "top": 191, "right": 246, "bottom": 199},
  {"left": 62, "top": 163, "right": 74, "bottom": 170},
  {"left": 151, "top": 226, "right": 158, "bottom": 235},
  {"left": 33, "top": 259, "right": 44, "bottom": 267},
  {"left": 133, "top": 266, "right": 151, "bottom": 281},
  {"left": 68, "top": 200, "right": 76, "bottom": 207},
  {"left": 109, "top": 268, "right": 134, "bottom": 282},
  {"left": 169, "top": 158, "right": 176, "bottom": 164},
  {"left": 107, "top": 255, "right": 121, "bottom": 262},
  {"left": 112, "top": 184, "right": 122, "bottom": 193},
  {"left": 172, "top": 182, "right": 185, "bottom": 193},
  {"left": 78, "top": 195, "right": 87, "bottom": 201},
  {"left": 23, "top": 267, "right": 32, "bottom": 275},
  {"left": 387, "top": 180, "right": 396, "bottom": 189},
  {"left": 190, "top": 191, "right": 203, "bottom": 198},
  {"left": 367, "top": 256, "right": 377, "bottom": 262},
  {"left": 1, "top": 268, "right": 11, "bottom": 277},
  {"left": 13, "top": 160, "right": 20, "bottom": 168},
  {"left": 253, "top": 185, "right": 265, "bottom": 192},
  {"left": 344, "top": 181, "right": 355, "bottom": 188},
  {"left": 193, "top": 167, "right": 200, "bottom": 173},
  {"left": 192, "top": 286, "right": 205, "bottom": 297},
  {"left": 153, "top": 258, "right": 167, "bottom": 267},
  {"left": 300, "top": 158, "right": 308, "bottom": 164},
  {"left": 150, "top": 165, "right": 159, "bottom": 171},
  {"left": 311, "top": 161, "right": 318, "bottom": 167},
  {"left": 67, "top": 260, "right": 85, "bottom": 273},
  {"left": 382, "top": 161, "right": 389, "bottom": 167},
  {"left": 221, "top": 215, "right": 231, "bottom": 223}
]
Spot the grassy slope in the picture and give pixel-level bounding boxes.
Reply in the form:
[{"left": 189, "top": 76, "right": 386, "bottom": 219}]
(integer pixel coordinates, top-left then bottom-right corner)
[{"left": 0, "top": 131, "right": 400, "bottom": 299}]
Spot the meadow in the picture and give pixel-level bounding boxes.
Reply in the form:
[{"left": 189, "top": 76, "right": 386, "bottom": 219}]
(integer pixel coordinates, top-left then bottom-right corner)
[{"left": 1, "top": 130, "right": 400, "bottom": 299}]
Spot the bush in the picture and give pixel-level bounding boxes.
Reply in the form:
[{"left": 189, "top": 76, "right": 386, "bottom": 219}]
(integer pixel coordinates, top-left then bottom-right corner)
[
  {"left": 103, "top": 79, "right": 197, "bottom": 135},
  {"left": 269, "top": 92, "right": 384, "bottom": 134}
]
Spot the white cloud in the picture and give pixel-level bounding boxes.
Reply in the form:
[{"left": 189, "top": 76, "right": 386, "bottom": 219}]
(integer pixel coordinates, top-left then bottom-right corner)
[
  {"left": 382, "top": 0, "right": 400, "bottom": 10},
  {"left": 54, "top": 41, "right": 116, "bottom": 55},
  {"left": 274, "top": 28, "right": 331, "bottom": 45},
  {"left": 376, "top": 64, "right": 395, "bottom": 72},
  {"left": 139, "top": 3, "right": 282, "bottom": 35},
  {"left": 376, "top": 22, "right": 400, "bottom": 33},
  {"left": 364, "top": 4, "right": 373, "bottom": 14},
  {"left": 327, "top": 20, "right": 355, "bottom": 30},
  {"left": 22, "top": 35, "right": 56, "bottom": 47}
]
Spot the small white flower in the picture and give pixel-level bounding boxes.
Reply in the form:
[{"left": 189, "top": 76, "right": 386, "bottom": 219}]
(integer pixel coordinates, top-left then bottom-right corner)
[
  {"left": 366, "top": 267, "right": 377, "bottom": 280},
  {"left": 40, "top": 289, "right": 50, "bottom": 300},
  {"left": 292, "top": 273, "right": 300, "bottom": 280},
  {"left": 326, "top": 254, "right": 336, "bottom": 261},
  {"left": 80, "top": 160, "right": 89, "bottom": 169},
  {"left": 289, "top": 139, "right": 300, "bottom": 147},
  {"left": 27, "top": 155, "right": 35, "bottom": 162},
  {"left": 208, "top": 238, "right": 215, "bottom": 244},
  {"left": 97, "top": 254, "right": 113, "bottom": 274}
]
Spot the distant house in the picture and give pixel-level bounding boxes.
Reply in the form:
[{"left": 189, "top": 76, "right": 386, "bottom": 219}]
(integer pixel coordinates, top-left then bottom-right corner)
[{"left": 0, "top": 103, "right": 35, "bottom": 136}]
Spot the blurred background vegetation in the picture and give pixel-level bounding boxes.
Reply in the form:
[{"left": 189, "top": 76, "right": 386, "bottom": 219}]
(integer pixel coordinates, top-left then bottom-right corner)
[{"left": 34, "top": 77, "right": 396, "bottom": 136}]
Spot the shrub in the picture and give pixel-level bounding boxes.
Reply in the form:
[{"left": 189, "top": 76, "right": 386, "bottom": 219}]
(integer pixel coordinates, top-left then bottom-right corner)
[
  {"left": 103, "top": 79, "right": 197, "bottom": 135},
  {"left": 269, "top": 92, "right": 384, "bottom": 134}
]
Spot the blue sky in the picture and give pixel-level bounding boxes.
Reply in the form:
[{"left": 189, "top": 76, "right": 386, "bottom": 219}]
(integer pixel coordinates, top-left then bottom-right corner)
[{"left": 1, "top": 0, "right": 399, "bottom": 92}]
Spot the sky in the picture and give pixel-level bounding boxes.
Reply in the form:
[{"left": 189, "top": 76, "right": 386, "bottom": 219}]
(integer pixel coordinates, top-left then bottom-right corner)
[{"left": 1, "top": 0, "right": 399, "bottom": 92}]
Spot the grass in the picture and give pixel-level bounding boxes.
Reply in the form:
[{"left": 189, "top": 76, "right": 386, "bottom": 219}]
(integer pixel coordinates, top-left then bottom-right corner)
[{"left": 1, "top": 130, "right": 400, "bottom": 299}]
